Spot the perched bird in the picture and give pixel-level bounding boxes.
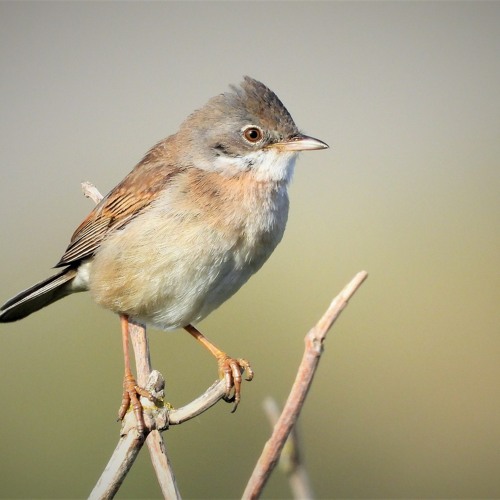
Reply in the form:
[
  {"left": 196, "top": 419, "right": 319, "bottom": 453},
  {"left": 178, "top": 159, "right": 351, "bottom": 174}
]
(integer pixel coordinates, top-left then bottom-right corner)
[{"left": 0, "top": 76, "right": 328, "bottom": 431}]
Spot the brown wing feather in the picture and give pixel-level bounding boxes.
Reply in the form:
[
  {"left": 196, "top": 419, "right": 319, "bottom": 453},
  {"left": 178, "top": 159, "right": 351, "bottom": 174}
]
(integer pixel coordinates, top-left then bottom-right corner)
[{"left": 56, "top": 142, "right": 181, "bottom": 267}]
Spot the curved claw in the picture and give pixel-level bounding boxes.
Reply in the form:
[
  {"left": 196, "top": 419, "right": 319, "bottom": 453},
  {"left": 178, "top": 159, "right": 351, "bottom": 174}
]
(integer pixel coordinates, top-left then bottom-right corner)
[
  {"left": 183, "top": 324, "right": 254, "bottom": 412},
  {"left": 217, "top": 356, "right": 254, "bottom": 412},
  {"left": 118, "top": 373, "right": 155, "bottom": 434}
]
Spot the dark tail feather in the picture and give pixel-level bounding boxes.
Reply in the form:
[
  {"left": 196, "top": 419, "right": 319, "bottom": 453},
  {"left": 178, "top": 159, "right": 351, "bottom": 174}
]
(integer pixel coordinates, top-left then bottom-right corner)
[{"left": 0, "top": 268, "right": 78, "bottom": 322}]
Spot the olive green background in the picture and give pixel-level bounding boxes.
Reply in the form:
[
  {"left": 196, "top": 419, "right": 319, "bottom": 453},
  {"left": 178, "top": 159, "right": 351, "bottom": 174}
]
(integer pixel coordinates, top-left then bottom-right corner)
[{"left": 0, "top": 2, "right": 499, "bottom": 499}]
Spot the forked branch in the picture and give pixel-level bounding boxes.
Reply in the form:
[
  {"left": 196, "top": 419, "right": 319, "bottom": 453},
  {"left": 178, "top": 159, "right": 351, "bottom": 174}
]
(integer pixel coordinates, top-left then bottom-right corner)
[
  {"left": 82, "top": 181, "right": 368, "bottom": 499},
  {"left": 242, "top": 270, "right": 368, "bottom": 499}
]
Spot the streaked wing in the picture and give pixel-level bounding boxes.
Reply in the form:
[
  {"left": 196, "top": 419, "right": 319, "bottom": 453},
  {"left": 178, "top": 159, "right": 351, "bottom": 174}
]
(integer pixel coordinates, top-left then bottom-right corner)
[{"left": 56, "top": 152, "right": 180, "bottom": 267}]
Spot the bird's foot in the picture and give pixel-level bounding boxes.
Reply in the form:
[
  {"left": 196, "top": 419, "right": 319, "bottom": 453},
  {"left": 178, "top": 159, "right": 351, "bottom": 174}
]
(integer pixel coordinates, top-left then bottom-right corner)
[
  {"left": 117, "top": 373, "right": 156, "bottom": 434},
  {"left": 183, "top": 324, "right": 254, "bottom": 411},
  {"left": 217, "top": 355, "right": 254, "bottom": 412}
]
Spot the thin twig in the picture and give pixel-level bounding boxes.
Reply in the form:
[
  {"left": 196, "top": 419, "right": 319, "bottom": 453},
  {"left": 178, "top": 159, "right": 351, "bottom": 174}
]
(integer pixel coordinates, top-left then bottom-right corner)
[
  {"left": 83, "top": 184, "right": 181, "bottom": 499},
  {"left": 89, "top": 425, "right": 144, "bottom": 499},
  {"left": 82, "top": 182, "right": 368, "bottom": 499},
  {"left": 263, "top": 397, "right": 314, "bottom": 499},
  {"left": 81, "top": 181, "right": 104, "bottom": 205},
  {"left": 242, "top": 271, "right": 369, "bottom": 499},
  {"left": 169, "top": 380, "right": 227, "bottom": 425},
  {"left": 129, "top": 321, "right": 181, "bottom": 499},
  {"left": 89, "top": 371, "right": 228, "bottom": 499}
]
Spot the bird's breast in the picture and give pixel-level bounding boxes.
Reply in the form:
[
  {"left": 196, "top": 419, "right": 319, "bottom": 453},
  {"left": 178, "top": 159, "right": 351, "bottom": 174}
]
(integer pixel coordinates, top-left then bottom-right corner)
[{"left": 89, "top": 169, "right": 290, "bottom": 329}]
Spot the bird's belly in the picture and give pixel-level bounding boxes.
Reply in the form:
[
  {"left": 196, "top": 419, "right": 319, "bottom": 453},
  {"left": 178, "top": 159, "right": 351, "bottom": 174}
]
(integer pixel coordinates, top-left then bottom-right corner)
[{"left": 87, "top": 211, "right": 284, "bottom": 330}]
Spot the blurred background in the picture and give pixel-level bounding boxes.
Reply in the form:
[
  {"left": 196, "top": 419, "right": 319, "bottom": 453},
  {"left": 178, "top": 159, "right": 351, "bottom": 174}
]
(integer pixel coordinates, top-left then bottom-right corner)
[{"left": 0, "top": 2, "right": 499, "bottom": 498}]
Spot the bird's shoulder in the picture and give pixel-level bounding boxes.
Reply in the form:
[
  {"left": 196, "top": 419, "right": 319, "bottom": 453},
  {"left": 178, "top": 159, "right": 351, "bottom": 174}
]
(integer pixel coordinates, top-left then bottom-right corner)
[{"left": 56, "top": 139, "right": 183, "bottom": 267}]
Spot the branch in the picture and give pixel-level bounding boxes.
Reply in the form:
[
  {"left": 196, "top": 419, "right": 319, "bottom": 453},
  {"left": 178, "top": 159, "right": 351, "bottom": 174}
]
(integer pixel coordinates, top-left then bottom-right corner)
[
  {"left": 242, "top": 271, "right": 369, "bottom": 499},
  {"left": 263, "top": 397, "right": 314, "bottom": 499},
  {"left": 89, "top": 369, "right": 228, "bottom": 499},
  {"left": 82, "top": 182, "right": 369, "bottom": 499},
  {"left": 84, "top": 183, "right": 174, "bottom": 497},
  {"left": 129, "top": 321, "right": 180, "bottom": 499},
  {"left": 81, "top": 181, "right": 104, "bottom": 205},
  {"left": 89, "top": 382, "right": 148, "bottom": 499},
  {"left": 83, "top": 182, "right": 235, "bottom": 499}
]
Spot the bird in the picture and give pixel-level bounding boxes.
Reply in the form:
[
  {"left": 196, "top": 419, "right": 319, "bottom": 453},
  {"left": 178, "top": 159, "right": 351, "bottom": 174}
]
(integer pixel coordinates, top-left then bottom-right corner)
[{"left": 0, "top": 76, "right": 328, "bottom": 432}]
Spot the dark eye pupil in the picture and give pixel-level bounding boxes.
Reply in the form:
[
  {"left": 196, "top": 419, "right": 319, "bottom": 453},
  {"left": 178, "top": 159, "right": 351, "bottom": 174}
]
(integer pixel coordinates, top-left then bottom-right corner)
[{"left": 244, "top": 127, "right": 262, "bottom": 142}]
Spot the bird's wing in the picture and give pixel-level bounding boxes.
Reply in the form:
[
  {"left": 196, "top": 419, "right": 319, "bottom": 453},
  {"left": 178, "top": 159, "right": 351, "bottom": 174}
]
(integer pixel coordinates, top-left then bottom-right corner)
[{"left": 56, "top": 152, "right": 181, "bottom": 267}]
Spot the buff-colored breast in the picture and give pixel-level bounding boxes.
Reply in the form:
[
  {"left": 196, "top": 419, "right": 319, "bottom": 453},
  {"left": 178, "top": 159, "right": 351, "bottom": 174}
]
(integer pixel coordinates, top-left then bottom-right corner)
[{"left": 88, "top": 168, "right": 289, "bottom": 329}]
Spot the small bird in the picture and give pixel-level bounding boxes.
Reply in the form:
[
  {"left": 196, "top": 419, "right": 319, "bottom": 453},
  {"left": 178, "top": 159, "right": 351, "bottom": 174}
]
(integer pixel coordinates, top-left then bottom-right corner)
[{"left": 0, "top": 77, "right": 328, "bottom": 431}]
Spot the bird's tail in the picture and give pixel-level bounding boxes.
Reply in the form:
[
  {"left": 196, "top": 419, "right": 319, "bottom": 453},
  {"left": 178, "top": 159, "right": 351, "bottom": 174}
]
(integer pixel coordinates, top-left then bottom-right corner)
[{"left": 0, "top": 268, "right": 78, "bottom": 322}]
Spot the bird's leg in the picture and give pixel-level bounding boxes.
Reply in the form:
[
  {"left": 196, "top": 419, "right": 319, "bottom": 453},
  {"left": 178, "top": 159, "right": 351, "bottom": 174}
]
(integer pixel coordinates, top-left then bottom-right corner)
[
  {"left": 184, "top": 323, "right": 254, "bottom": 411},
  {"left": 117, "top": 314, "right": 153, "bottom": 434}
]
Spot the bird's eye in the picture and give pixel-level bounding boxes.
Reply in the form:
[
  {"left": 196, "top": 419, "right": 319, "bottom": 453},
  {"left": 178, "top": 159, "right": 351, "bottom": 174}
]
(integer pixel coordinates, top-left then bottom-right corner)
[{"left": 242, "top": 126, "right": 264, "bottom": 144}]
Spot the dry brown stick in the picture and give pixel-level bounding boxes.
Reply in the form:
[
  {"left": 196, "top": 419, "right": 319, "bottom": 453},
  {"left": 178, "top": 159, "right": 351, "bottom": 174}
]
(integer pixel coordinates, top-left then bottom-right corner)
[
  {"left": 129, "top": 321, "right": 181, "bottom": 499},
  {"left": 242, "top": 271, "right": 369, "bottom": 499},
  {"left": 89, "top": 425, "right": 144, "bottom": 499},
  {"left": 81, "top": 181, "right": 104, "bottom": 204},
  {"left": 83, "top": 182, "right": 231, "bottom": 498},
  {"left": 83, "top": 183, "right": 180, "bottom": 499},
  {"left": 89, "top": 372, "right": 229, "bottom": 499},
  {"left": 169, "top": 379, "right": 227, "bottom": 424},
  {"left": 263, "top": 397, "right": 313, "bottom": 499},
  {"left": 82, "top": 182, "right": 367, "bottom": 498}
]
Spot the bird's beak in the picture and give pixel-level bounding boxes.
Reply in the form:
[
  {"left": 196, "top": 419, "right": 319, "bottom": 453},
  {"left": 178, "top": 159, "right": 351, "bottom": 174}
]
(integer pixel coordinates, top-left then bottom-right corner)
[{"left": 274, "top": 134, "right": 329, "bottom": 152}]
